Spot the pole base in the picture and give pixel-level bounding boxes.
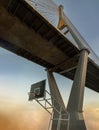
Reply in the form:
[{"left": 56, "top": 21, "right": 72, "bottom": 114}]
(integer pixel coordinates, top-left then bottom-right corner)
[{"left": 68, "top": 112, "right": 87, "bottom": 130}]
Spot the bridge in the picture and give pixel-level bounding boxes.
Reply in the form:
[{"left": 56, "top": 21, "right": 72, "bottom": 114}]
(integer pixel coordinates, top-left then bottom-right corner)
[{"left": 0, "top": 0, "right": 99, "bottom": 130}]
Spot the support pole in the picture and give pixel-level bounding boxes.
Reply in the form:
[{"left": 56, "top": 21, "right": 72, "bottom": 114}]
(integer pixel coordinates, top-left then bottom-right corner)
[
  {"left": 67, "top": 49, "right": 89, "bottom": 130},
  {"left": 47, "top": 71, "right": 67, "bottom": 130},
  {"left": 47, "top": 71, "right": 65, "bottom": 109}
]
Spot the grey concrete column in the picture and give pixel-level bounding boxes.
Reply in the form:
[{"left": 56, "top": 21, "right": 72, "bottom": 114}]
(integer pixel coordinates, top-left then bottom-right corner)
[
  {"left": 47, "top": 71, "right": 65, "bottom": 109},
  {"left": 67, "top": 49, "right": 89, "bottom": 112},
  {"left": 47, "top": 71, "right": 67, "bottom": 130},
  {"left": 67, "top": 49, "right": 89, "bottom": 130}
]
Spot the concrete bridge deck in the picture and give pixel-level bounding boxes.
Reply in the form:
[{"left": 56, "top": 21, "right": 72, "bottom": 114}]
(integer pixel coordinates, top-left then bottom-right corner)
[{"left": 0, "top": 0, "right": 99, "bottom": 92}]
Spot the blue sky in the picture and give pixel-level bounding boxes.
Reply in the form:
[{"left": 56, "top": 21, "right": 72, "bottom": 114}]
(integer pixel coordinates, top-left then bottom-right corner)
[{"left": 0, "top": 0, "right": 99, "bottom": 130}]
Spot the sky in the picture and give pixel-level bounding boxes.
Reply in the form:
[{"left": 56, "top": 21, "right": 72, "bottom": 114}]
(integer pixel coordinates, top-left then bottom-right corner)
[{"left": 0, "top": 0, "right": 99, "bottom": 130}]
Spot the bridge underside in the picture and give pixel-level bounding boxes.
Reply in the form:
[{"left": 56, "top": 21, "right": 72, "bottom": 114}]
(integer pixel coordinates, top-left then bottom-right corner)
[{"left": 0, "top": 0, "right": 99, "bottom": 92}]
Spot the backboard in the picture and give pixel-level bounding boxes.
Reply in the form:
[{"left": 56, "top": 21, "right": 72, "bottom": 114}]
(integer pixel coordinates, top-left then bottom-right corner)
[{"left": 28, "top": 80, "right": 46, "bottom": 101}]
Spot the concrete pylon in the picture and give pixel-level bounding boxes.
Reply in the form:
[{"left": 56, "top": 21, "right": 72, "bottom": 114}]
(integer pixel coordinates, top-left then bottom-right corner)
[
  {"left": 47, "top": 71, "right": 68, "bottom": 130},
  {"left": 47, "top": 5, "right": 89, "bottom": 130},
  {"left": 67, "top": 49, "right": 89, "bottom": 130},
  {"left": 57, "top": 6, "right": 90, "bottom": 129},
  {"left": 58, "top": 5, "right": 89, "bottom": 50},
  {"left": 47, "top": 49, "right": 89, "bottom": 130}
]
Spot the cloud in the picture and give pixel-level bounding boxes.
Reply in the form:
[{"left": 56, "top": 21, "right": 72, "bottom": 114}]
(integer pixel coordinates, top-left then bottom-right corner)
[
  {"left": 0, "top": 103, "right": 50, "bottom": 130},
  {"left": 84, "top": 107, "right": 99, "bottom": 130},
  {"left": 96, "top": 108, "right": 99, "bottom": 112},
  {"left": 0, "top": 99, "right": 99, "bottom": 130}
]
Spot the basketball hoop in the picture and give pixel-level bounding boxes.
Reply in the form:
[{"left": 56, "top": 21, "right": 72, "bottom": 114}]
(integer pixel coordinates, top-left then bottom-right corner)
[
  {"left": 28, "top": 92, "right": 36, "bottom": 100},
  {"left": 28, "top": 80, "right": 46, "bottom": 101}
]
